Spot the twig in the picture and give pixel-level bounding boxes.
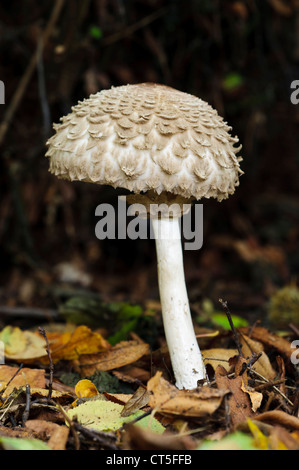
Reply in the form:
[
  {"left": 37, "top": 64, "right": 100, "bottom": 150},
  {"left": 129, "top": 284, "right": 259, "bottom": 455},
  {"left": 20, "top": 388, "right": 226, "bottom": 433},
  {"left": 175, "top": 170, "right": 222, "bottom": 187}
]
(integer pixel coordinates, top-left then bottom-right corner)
[
  {"left": 22, "top": 384, "right": 31, "bottom": 427},
  {"left": 0, "top": 305, "right": 58, "bottom": 319},
  {"left": 57, "top": 404, "right": 80, "bottom": 450},
  {"left": 0, "top": 0, "right": 65, "bottom": 146},
  {"left": 37, "top": 37, "right": 51, "bottom": 138},
  {"left": 289, "top": 323, "right": 299, "bottom": 337},
  {"left": 38, "top": 327, "right": 54, "bottom": 400},
  {"left": 120, "top": 409, "right": 152, "bottom": 431},
  {"left": 254, "top": 378, "right": 286, "bottom": 392},
  {"left": 250, "top": 369, "right": 294, "bottom": 407},
  {"left": 101, "top": 7, "right": 168, "bottom": 46},
  {"left": 73, "top": 422, "right": 119, "bottom": 450},
  {"left": 219, "top": 298, "right": 243, "bottom": 356}
]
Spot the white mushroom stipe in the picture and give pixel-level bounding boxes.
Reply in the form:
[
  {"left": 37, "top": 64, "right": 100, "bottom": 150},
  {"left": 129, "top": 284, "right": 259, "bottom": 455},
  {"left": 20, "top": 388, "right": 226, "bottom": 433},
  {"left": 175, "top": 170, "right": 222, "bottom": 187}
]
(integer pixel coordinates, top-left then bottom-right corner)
[{"left": 152, "top": 216, "right": 206, "bottom": 389}]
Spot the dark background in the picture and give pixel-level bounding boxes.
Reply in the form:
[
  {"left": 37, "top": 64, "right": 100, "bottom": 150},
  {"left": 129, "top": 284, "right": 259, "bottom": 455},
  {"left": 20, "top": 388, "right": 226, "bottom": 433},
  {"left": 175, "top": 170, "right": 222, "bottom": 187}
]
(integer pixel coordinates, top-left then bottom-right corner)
[{"left": 0, "top": 0, "right": 298, "bottom": 329}]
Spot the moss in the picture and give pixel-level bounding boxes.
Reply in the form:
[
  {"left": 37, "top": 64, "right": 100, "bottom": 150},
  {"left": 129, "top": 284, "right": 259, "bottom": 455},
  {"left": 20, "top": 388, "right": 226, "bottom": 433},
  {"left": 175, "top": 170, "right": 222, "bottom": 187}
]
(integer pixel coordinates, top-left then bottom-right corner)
[{"left": 268, "top": 285, "right": 299, "bottom": 328}]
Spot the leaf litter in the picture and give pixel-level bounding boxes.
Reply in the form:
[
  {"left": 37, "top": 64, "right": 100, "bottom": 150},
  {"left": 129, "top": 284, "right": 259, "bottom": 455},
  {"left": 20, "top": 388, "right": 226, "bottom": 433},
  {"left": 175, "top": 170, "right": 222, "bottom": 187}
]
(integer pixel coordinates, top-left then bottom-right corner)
[{"left": 1, "top": 298, "right": 299, "bottom": 451}]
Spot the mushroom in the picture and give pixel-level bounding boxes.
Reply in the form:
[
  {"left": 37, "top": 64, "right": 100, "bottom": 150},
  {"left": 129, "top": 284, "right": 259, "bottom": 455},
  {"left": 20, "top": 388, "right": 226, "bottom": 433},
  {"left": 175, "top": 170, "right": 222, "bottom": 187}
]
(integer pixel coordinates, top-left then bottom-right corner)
[{"left": 45, "top": 83, "right": 243, "bottom": 389}]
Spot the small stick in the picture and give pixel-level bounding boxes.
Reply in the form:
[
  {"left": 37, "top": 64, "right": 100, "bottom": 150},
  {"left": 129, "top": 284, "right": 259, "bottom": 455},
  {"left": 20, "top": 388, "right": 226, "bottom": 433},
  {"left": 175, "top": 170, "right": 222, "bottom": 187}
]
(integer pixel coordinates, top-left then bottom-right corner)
[
  {"left": 250, "top": 369, "right": 294, "bottom": 407},
  {"left": 0, "top": 0, "right": 65, "bottom": 147},
  {"left": 57, "top": 404, "right": 80, "bottom": 450},
  {"left": 0, "top": 306, "right": 58, "bottom": 319},
  {"left": 119, "top": 409, "right": 152, "bottom": 433},
  {"left": 73, "top": 422, "right": 119, "bottom": 450},
  {"left": 22, "top": 384, "right": 31, "bottom": 426},
  {"left": 219, "top": 298, "right": 243, "bottom": 356},
  {"left": 38, "top": 327, "right": 53, "bottom": 400},
  {"left": 254, "top": 378, "right": 286, "bottom": 392}
]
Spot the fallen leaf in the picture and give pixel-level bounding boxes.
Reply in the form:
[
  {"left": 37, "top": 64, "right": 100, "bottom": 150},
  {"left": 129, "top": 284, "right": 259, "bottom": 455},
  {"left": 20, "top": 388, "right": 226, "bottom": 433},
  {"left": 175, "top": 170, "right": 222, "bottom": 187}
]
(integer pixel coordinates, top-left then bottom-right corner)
[
  {"left": 103, "top": 393, "right": 133, "bottom": 405},
  {"left": 121, "top": 386, "right": 150, "bottom": 417},
  {"left": 67, "top": 399, "right": 164, "bottom": 433},
  {"left": 202, "top": 348, "right": 238, "bottom": 372},
  {"left": 215, "top": 365, "right": 255, "bottom": 428},
  {"left": 72, "top": 340, "right": 150, "bottom": 376},
  {"left": 0, "top": 365, "right": 45, "bottom": 398},
  {"left": 240, "top": 381, "right": 263, "bottom": 413},
  {"left": 197, "top": 431, "right": 257, "bottom": 450},
  {"left": 239, "top": 327, "right": 294, "bottom": 359},
  {"left": 43, "top": 325, "right": 110, "bottom": 364},
  {"left": 254, "top": 410, "right": 299, "bottom": 431},
  {"left": 123, "top": 423, "right": 195, "bottom": 450},
  {"left": 0, "top": 327, "right": 46, "bottom": 362},
  {"left": 147, "top": 371, "right": 228, "bottom": 418},
  {"left": 25, "top": 419, "right": 69, "bottom": 450},
  {"left": 239, "top": 334, "right": 276, "bottom": 380},
  {"left": 75, "top": 379, "right": 98, "bottom": 399},
  {"left": 0, "top": 436, "right": 50, "bottom": 450},
  {"left": 246, "top": 419, "right": 269, "bottom": 450}
]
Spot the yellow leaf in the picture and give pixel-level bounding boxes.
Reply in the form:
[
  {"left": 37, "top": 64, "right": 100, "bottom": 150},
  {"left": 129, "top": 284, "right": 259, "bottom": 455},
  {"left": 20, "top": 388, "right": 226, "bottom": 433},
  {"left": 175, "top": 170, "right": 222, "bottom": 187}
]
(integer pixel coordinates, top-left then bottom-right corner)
[
  {"left": 42, "top": 325, "right": 110, "bottom": 364},
  {"left": 0, "top": 326, "right": 46, "bottom": 362},
  {"left": 75, "top": 379, "right": 98, "bottom": 399},
  {"left": 247, "top": 418, "right": 268, "bottom": 450}
]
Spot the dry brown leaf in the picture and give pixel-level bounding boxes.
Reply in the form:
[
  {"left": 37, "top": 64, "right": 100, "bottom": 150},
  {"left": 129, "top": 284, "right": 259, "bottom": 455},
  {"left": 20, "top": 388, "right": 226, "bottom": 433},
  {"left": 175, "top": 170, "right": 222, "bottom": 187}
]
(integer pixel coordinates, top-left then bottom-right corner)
[
  {"left": 240, "top": 381, "right": 263, "bottom": 413},
  {"left": 123, "top": 423, "right": 196, "bottom": 450},
  {"left": 113, "top": 366, "right": 151, "bottom": 384},
  {"left": 147, "top": 371, "right": 228, "bottom": 418},
  {"left": 239, "top": 327, "right": 294, "bottom": 359},
  {"left": 72, "top": 340, "right": 150, "bottom": 376},
  {"left": 121, "top": 386, "right": 150, "bottom": 417},
  {"left": 0, "top": 365, "right": 45, "bottom": 398},
  {"left": 254, "top": 410, "right": 299, "bottom": 431},
  {"left": 25, "top": 419, "right": 69, "bottom": 450},
  {"left": 0, "top": 425, "right": 37, "bottom": 440},
  {"left": 202, "top": 348, "right": 238, "bottom": 372},
  {"left": 239, "top": 334, "right": 276, "bottom": 380},
  {"left": 103, "top": 393, "right": 133, "bottom": 405},
  {"left": 215, "top": 365, "right": 255, "bottom": 428}
]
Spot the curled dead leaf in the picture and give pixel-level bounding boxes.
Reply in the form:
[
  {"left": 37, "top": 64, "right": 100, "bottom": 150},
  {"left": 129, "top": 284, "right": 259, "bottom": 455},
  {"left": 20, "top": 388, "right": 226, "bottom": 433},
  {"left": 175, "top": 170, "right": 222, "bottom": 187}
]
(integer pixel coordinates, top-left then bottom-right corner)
[
  {"left": 72, "top": 340, "right": 150, "bottom": 376},
  {"left": 121, "top": 386, "right": 150, "bottom": 417},
  {"left": 215, "top": 365, "right": 255, "bottom": 428},
  {"left": 239, "top": 327, "right": 294, "bottom": 359},
  {"left": 239, "top": 333, "right": 276, "bottom": 380},
  {"left": 147, "top": 371, "right": 228, "bottom": 418}
]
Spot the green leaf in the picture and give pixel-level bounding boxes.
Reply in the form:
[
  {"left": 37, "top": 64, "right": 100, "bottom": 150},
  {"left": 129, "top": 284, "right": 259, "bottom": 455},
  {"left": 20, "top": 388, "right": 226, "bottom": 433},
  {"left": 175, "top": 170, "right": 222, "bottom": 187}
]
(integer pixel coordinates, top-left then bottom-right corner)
[
  {"left": 89, "top": 26, "right": 102, "bottom": 40},
  {"left": 211, "top": 312, "right": 249, "bottom": 329},
  {"left": 197, "top": 432, "right": 257, "bottom": 450},
  {"left": 222, "top": 72, "right": 243, "bottom": 91},
  {"left": 67, "top": 399, "right": 165, "bottom": 434},
  {"left": 0, "top": 436, "right": 50, "bottom": 450}
]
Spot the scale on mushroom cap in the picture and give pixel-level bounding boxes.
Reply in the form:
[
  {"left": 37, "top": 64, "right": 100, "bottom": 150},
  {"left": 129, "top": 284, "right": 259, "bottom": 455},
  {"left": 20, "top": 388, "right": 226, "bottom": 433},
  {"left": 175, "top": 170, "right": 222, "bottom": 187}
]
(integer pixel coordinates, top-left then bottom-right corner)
[{"left": 45, "top": 83, "right": 243, "bottom": 390}]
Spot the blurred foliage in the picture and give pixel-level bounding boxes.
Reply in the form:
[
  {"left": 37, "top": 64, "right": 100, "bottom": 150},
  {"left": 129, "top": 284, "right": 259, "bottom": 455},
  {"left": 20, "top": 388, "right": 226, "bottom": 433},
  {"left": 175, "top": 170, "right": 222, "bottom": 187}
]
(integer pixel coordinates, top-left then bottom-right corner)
[
  {"left": 0, "top": 0, "right": 299, "bottom": 328},
  {"left": 268, "top": 284, "right": 299, "bottom": 328},
  {"left": 59, "top": 296, "right": 157, "bottom": 345}
]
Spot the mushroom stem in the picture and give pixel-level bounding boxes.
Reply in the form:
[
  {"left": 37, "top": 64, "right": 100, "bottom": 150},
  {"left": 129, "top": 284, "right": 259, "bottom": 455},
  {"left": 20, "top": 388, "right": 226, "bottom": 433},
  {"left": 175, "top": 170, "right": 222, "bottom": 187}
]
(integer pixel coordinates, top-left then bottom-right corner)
[{"left": 151, "top": 216, "right": 206, "bottom": 389}]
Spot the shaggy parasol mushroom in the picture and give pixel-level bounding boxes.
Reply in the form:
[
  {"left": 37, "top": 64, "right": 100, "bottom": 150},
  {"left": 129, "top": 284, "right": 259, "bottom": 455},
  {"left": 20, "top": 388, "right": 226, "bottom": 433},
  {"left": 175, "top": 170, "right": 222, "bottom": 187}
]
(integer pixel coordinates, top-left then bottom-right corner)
[{"left": 45, "top": 83, "right": 243, "bottom": 389}]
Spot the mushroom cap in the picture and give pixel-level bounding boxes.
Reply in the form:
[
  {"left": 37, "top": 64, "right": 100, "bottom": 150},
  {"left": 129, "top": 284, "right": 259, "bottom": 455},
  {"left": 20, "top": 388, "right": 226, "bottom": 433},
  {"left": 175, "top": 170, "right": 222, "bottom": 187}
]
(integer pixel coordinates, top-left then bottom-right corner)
[{"left": 46, "top": 83, "right": 243, "bottom": 201}]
